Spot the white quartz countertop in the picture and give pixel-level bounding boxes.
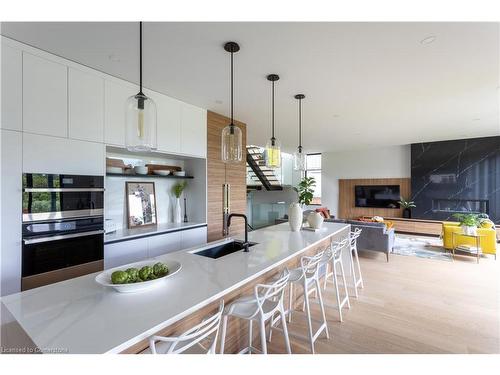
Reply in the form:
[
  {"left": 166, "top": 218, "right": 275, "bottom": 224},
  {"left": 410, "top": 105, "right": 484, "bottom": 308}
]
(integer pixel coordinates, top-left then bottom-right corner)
[
  {"left": 1, "top": 222, "right": 349, "bottom": 354},
  {"left": 104, "top": 222, "right": 207, "bottom": 244}
]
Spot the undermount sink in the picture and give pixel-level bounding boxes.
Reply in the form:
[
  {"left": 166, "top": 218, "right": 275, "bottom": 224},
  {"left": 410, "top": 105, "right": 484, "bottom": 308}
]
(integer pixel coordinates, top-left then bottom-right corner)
[{"left": 192, "top": 240, "right": 258, "bottom": 259}]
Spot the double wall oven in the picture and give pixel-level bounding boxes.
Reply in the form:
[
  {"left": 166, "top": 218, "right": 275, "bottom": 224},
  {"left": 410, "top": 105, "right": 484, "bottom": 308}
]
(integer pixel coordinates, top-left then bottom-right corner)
[{"left": 22, "top": 173, "right": 104, "bottom": 291}]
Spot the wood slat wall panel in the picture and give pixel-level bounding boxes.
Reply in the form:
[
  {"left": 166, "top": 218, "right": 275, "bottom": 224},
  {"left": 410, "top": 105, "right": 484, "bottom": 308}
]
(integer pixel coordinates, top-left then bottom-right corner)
[
  {"left": 338, "top": 178, "right": 411, "bottom": 219},
  {"left": 206, "top": 111, "right": 247, "bottom": 242},
  {"left": 121, "top": 228, "right": 349, "bottom": 354}
]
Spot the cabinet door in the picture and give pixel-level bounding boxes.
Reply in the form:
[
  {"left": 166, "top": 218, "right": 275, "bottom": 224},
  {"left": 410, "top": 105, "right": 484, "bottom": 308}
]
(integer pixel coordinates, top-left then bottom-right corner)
[
  {"left": 181, "top": 227, "right": 207, "bottom": 249},
  {"left": 1, "top": 130, "right": 22, "bottom": 296},
  {"left": 1, "top": 43, "right": 22, "bottom": 131},
  {"left": 145, "top": 89, "right": 181, "bottom": 154},
  {"left": 181, "top": 103, "right": 207, "bottom": 157},
  {"left": 148, "top": 232, "right": 182, "bottom": 258},
  {"left": 23, "top": 52, "right": 68, "bottom": 137},
  {"left": 104, "top": 238, "right": 149, "bottom": 269},
  {"left": 104, "top": 79, "right": 138, "bottom": 147},
  {"left": 23, "top": 133, "right": 105, "bottom": 175},
  {"left": 69, "top": 68, "right": 104, "bottom": 142}
]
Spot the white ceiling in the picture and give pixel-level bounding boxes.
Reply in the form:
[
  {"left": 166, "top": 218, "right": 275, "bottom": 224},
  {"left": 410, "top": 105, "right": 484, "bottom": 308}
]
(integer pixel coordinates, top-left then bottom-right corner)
[{"left": 2, "top": 22, "right": 499, "bottom": 153}]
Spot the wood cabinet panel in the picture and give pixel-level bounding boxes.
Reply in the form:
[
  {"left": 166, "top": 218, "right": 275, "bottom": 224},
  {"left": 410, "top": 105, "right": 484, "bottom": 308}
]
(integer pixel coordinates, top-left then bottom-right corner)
[
  {"left": 338, "top": 178, "right": 411, "bottom": 219},
  {"left": 207, "top": 111, "right": 246, "bottom": 242}
]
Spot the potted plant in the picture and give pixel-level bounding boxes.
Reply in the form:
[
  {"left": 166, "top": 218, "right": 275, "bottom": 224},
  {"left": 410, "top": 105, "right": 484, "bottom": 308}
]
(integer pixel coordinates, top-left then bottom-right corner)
[
  {"left": 452, "top": 213, "right": 479, "bottom": 236},
  {"left": 172, "top": 182, "right": 187, "bottom": 223},
  {"left": 289, "top": 177, "right": 316, "bottom": 231},
  {"left": 398, "top": 197, "right": 416, "bottom": 218}
]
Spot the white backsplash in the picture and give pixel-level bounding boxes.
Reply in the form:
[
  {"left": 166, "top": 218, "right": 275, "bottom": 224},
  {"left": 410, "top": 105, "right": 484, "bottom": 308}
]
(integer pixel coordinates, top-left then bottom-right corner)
[{"left": 105, "top": 176, "right": 182, "bottom": 231}]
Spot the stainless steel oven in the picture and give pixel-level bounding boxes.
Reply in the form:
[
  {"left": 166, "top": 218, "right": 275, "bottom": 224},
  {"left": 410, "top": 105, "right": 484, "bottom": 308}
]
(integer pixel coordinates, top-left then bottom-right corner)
[
  {"left": 22, "top": 173, "right": 104, "bottom": 222},
  {"left": 21, "top": 174, "right": 104, "bottom": 291}
]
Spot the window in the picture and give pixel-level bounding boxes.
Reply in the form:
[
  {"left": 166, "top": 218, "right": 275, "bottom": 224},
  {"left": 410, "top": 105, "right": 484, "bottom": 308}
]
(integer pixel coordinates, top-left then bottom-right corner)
[{"left": 305, "top": 153, "right": 321, "bottom": 205}]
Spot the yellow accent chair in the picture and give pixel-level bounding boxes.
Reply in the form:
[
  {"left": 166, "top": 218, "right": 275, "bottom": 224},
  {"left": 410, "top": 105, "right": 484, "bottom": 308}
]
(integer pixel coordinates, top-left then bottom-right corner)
[{"left": 442, "top": 221, "right": 497, "bottom": 258}]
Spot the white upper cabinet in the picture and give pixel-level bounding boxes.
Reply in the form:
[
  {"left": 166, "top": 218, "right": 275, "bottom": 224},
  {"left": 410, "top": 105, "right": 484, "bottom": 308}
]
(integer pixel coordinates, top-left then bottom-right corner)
[
  {"left": 181, "top": 103, "right": 207, "bottom": 158},
  {"left": 23, "top": 52, "right": 68, "bottom": 137},
  {"left": 104, "top": 79, "right": 138, "bottom": 147},
  {"left": 23, "top": 133, "right": 105, "bottom": 175},
  {"left": 1, "top": 43, "right": 22, "bottom": 131},
  {"left": 145, "top": 89, "right": 182, "bottom": 154},
  {"left": 69, "top": 68, "right": 104, "bottom": 142}
]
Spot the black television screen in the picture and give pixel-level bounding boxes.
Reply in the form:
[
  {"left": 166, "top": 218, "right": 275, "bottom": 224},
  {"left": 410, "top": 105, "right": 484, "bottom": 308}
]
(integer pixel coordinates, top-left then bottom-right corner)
[{"left": 355, "top": 185, "right": 400, "bottom": 208}]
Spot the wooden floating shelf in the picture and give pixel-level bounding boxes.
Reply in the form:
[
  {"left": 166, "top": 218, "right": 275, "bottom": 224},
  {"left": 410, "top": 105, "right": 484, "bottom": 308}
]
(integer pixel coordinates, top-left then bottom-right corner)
[{"left": 106, "top": 173, "right": 194, "bottom": 179}]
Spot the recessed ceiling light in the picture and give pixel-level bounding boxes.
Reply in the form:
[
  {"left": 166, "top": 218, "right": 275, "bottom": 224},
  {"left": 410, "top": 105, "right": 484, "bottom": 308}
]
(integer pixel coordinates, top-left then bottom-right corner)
[{"left": 420, "top": 35, "right": 436, "bottom": 45}]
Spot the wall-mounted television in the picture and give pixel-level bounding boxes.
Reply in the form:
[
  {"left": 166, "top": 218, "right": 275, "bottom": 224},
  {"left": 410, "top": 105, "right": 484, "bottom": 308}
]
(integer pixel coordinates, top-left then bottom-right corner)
[{"left": 355, "top": 185, "right": 400, "bottom": 209}]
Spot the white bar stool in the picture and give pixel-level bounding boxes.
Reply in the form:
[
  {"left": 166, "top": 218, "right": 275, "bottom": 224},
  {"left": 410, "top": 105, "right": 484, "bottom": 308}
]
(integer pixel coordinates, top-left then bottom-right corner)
[
  {"left": 348, "top": 228, "right": 364, "bottom": 298},
  {"left": 321, "top": 239, "right": 351, "bottom": 321},
  {"left": 144, "top": 301, "right": 224, "bottom": 354},
  {"left": 219, "top": 269, "right": 291, "bottom": 354},
  {"left": 270, "top": 251, "right": 329, "bottom": 354}
]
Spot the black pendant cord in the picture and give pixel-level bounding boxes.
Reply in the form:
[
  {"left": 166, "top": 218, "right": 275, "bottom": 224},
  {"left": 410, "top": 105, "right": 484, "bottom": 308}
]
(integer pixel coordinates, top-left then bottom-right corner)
[
  {"left": 139, "top": 21, "right": 143, "bottom": 95},
  {"left": 230, "top": 50, "right": 234, "bottom": 126},
  {"left": 298, "top": 97, "right": 302, "bottom": 152},
  {"left": 271, "top": 80, "right": 275, "bottom": 144}
]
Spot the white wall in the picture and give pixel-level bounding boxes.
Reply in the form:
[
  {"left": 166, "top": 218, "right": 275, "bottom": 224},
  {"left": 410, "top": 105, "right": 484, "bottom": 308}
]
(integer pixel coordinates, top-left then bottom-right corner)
[{"left": 322, "top": 145, "right": 411, "bottom": 217}]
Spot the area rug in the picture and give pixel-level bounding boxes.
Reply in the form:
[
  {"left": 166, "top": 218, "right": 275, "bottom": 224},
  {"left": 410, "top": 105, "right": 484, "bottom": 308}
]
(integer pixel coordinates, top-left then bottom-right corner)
[{"left": 392, "top": 235, "right": 452, "bottom": 261}]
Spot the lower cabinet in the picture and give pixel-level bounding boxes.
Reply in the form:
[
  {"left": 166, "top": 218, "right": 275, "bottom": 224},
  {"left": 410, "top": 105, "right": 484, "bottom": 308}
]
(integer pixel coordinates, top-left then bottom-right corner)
[
  {"left": 104, "top": 226, "right": 207, "bottom": 269},
  {"left": 104, "top": 238, "right": 149, "bottom": 270},
  {"left": 181, "top": 226, "right": 207, "bottom": 249},
  {"left": 148, "top": 232, "right": 181, "bottom": 258}
]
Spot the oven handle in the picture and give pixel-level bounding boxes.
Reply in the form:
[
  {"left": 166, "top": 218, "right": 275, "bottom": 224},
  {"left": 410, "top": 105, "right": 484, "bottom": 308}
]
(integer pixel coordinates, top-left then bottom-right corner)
[
  {"left": 23, "top": 230, "right": 104, "bottom": 245},
  {"left": 23, "top": 188, "right": 105, "bottom": 193}
]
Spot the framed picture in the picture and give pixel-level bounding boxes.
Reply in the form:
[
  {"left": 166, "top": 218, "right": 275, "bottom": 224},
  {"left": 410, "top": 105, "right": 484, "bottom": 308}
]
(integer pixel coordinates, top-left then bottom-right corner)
[{"left": 126, "top": 181, "right": 157, "bottom": 228}]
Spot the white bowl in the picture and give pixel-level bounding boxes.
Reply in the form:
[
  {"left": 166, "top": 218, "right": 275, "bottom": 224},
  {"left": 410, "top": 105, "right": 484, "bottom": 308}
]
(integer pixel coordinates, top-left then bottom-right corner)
[
  {"left": 173, "top": 171, "right": 186, "bottom": 176},
  {"left": 95, "top": 260, "right": 181, "bottom": 293},
  {"left": 134, "top": 166, "right": 149, "bottom": 175},
  {"left": 153, "top": 170, "right": 171, "bottom": 176},
  {"left": 106, "top": 166, "right": 123, "bottom": 174}
]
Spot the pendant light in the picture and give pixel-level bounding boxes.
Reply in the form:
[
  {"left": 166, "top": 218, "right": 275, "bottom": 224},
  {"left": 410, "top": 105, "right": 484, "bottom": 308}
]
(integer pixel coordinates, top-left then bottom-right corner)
[
  {"left": 125, "top": 22, "right": 157, "bottom": 152},
  {"left": 221, "top": 42, "right": 243, "bottom": 163},
  {"left": 293, "top": 94, "right": 306, "bottom": 171},
  {"left": 264, "top": 74, "right": 281, "bottom": 169}
]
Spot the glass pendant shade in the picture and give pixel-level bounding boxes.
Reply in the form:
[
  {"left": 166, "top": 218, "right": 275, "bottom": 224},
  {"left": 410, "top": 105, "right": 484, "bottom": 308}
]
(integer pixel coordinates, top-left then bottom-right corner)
[
  {"left": 125, "top": 93, "right": 157, "bottom": 152},
  {"left": 265, "top": 138, "right": 281, "bottom": 169},
  {"left": 293, "top": 149, "right": 306, "bottom": 171},
  {"left": 221, "top": 124, "right": 242, "bottom": 163}
]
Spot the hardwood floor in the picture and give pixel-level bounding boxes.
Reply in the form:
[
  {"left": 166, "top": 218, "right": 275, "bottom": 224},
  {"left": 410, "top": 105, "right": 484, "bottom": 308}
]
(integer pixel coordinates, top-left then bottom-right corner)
[{"left": 264, "top": 251, "right": 499, "bottom": 354}]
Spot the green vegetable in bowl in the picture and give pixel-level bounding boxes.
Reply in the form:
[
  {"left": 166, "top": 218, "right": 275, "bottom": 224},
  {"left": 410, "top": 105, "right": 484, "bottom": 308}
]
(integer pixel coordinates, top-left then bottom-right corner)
[
  {"left": 153, "top": 262, "right": 169, "bottom": 277},
  {"left": 138, "top": 266, "right": 153, "bottom": 281},
  {"left": 111, "top": 270, "right": 129, "bottom": 284},
  {"left": 125, "top": 268, "right": 139, "bottom": 282}
]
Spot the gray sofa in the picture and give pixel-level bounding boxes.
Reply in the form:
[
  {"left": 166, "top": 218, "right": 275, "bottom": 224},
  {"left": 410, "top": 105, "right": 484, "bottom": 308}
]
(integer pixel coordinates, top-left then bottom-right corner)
[{"left": 326, "top": 219, "right": 395, "bottom": 262}]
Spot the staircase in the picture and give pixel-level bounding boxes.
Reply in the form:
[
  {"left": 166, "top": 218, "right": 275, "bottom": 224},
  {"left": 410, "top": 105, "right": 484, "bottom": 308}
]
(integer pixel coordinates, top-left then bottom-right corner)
[{"left": 246, "top": 145, "right": 283, "bottom": 191}]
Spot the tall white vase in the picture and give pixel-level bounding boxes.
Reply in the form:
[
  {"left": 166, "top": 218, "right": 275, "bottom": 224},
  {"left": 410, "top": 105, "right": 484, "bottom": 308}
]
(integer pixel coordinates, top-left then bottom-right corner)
[
  {"left": 288, "top": 203, "right": 303, "bottom": 232},
  {"left": 174, "top": 197, "right": 182, "bottom": 223}
]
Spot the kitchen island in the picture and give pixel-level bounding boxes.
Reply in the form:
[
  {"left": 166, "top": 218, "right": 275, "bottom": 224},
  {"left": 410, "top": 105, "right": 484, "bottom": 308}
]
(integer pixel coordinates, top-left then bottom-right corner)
[{"left": 0, "top": 222, "right": 350, "bottom": 354}]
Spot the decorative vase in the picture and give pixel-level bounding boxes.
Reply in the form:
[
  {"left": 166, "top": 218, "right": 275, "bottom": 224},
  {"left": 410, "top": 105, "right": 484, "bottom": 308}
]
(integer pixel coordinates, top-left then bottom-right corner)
[
  {"left": 288, "top": 203, "right": 303, "bottom": 232},
  {"left": 174, "top": 197, "right": 182, "bottom": 223},
  {"left": 402, "top": 208, "right": 412, "bottom": 219},
  {"left": 307, "top": 212, "right": 324, "bottom": 229},
  {"left": 462, "top": 225, "right": 477, "bottom": 236}
]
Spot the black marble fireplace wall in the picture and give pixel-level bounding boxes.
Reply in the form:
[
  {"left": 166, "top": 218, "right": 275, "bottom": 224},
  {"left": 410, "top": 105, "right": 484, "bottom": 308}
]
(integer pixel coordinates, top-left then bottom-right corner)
[{"left": 411, "top": 136, "right": 500, "bottom": 224}]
